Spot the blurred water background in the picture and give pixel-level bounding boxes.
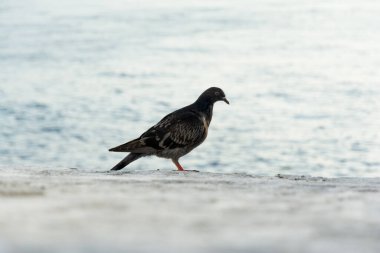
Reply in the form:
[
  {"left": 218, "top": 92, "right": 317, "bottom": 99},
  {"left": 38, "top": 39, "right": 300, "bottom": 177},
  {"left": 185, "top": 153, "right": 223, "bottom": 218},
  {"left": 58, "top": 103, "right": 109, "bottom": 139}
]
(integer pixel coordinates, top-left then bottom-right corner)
[{"left": 1, "top": 0, "right": 379, "bottom": 177}]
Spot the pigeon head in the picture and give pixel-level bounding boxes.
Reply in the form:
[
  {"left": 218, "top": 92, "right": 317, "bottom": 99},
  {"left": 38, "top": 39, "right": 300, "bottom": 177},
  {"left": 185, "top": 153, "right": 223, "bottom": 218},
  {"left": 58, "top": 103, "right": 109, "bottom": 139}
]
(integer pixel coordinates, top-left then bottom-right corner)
[{"left": 196, "top": 87, "right": 229, "bottom": 105}]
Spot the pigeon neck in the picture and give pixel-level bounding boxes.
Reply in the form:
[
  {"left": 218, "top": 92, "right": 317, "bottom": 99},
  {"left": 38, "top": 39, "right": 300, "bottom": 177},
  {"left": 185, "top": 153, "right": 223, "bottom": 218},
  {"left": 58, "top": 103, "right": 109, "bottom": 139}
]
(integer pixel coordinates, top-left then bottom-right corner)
[
  {"left": 193, "top": 99, "right": 214, "bottom": 123},
  {"left": 194, "top": 98, "right": 213, "bottom": 110}
]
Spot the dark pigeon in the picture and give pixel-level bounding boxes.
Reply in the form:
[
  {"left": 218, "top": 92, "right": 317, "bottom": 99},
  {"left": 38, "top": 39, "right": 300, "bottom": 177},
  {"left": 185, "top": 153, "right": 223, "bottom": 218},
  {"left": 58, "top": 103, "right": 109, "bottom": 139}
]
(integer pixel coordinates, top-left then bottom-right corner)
[{"left": 109, "top": 87, "right": 229, "bottom": 171}]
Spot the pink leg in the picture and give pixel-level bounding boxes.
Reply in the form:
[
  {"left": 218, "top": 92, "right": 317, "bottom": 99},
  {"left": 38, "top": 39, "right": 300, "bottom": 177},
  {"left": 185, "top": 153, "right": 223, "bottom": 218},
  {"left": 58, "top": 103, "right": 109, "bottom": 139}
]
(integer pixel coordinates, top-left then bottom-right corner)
[
  {"left": 171, "top": 159, "right": 199, "bottom": 172},
  {"left": 172, "top": 159, "right": 185, "bottom": 171}
]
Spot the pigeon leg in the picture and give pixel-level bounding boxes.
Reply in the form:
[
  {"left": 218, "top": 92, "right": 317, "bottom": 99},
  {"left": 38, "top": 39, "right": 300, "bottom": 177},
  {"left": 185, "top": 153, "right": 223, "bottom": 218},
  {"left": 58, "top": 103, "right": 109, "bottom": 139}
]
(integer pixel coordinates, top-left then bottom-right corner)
[
  {"left": 172, "top": 159, "right": 185, "bottom": 171},
  {"left": 172, "top": 159, "right": 199, "bottom": 172}
]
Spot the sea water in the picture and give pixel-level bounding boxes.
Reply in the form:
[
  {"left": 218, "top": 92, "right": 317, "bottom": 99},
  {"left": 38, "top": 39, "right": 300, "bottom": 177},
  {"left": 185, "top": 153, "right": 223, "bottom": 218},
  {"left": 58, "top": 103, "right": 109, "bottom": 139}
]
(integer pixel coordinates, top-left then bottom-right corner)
[{"left": 1, "top": 0, "right": 379, "bottom": 176}]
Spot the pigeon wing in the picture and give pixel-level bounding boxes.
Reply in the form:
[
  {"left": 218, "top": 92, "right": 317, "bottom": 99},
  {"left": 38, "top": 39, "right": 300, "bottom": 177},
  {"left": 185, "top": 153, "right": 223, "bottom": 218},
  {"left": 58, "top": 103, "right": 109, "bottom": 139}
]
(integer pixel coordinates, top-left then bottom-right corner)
[
  {"left": 109, "top": 110, "right": 206, "bottom": 153},
  {"left": 141, "top": 111, "right": 207, "bottom": 151}
]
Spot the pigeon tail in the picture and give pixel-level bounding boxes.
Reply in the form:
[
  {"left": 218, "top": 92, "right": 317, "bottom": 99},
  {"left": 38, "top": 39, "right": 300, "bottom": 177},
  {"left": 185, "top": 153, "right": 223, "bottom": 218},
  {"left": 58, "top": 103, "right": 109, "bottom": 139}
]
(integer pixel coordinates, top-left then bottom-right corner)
[
  {"left": 110, "top": 153, "right": 144, "bottom": 171},
  {"left": 109, "top": 138, "right": 141, "bottom": 152}
]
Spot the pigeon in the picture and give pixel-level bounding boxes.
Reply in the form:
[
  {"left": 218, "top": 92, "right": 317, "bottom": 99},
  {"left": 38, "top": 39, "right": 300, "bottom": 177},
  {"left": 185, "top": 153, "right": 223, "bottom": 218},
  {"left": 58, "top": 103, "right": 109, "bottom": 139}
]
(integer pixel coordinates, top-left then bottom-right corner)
[{"left": 109, "top": 87, "right": 229, "bottom": 171}]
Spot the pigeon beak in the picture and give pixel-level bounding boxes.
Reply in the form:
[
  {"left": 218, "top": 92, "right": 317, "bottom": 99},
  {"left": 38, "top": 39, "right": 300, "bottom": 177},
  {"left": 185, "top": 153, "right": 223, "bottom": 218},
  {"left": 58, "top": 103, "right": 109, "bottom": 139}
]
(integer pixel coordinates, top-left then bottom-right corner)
[{"left": 222, "top": 97, "right": 230, "bottom": 104}]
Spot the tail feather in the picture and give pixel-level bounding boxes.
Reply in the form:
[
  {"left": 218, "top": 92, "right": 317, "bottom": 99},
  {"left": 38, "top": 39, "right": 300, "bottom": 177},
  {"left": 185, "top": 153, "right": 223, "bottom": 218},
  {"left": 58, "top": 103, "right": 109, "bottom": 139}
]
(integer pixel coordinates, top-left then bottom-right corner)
[
  {"left": 109, "top": 138, "right": 156, "bottom": 154},
  {"left": 110, "top": 153, "right": 144, "bottom": 171},
  {"left": 109, "top": 138, "right": 141, "bottom": 152}
]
